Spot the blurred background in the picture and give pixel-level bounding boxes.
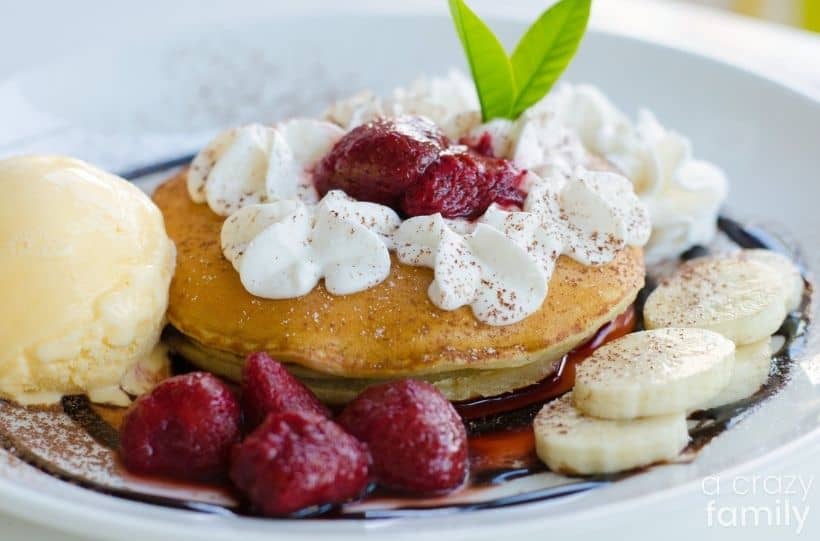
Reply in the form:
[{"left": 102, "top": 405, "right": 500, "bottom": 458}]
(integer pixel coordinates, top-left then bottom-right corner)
[
  {"left": 0, "top": 0, "right": 817, "bottom": 78},
  {"left": 671, "top": 0, "right": 819, "bottom": 31}
]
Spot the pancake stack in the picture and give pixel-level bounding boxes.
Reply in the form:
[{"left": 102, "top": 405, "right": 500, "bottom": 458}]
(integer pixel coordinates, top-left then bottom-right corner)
[{"left": 153, "top": 172, "right": 645, "bottom": 404}]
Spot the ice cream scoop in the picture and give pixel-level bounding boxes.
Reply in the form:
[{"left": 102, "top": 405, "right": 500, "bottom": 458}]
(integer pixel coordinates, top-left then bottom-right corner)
[{"left": 0, "top": 155, "right": 175, "bottom": 405}]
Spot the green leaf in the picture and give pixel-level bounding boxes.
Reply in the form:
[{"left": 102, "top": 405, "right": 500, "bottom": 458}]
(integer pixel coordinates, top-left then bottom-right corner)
[
  {"left": 510, "top": 0, "right": 591, "bottom": 118},
  {"left": 448, "top": 0, "right": 516, "bottom": 121}
]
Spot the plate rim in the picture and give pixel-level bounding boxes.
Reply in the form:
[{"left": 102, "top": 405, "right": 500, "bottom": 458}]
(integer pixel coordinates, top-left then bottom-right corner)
[{"left": 1, "top": 10, "right": 819, "bottom": 541}]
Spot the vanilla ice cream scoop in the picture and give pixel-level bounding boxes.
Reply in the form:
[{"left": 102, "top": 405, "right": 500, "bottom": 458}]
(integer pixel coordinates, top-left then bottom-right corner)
[{"left": 0, "top": 155, "right": 175, "bottom": 405}]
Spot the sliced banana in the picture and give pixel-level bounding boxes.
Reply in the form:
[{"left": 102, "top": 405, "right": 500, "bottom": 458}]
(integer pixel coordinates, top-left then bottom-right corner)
[
  {"left": 740, "top": 249, "right": 804, "bottom": 312},
  {"left": 573, "top": 328, "right": 735, "bottom": 419},
  {"left": 698, "top": 337, "right": 772, "bottom": 410},
  {"left": 644, "top": 255, "right": 787, "bottom": 345},
  {"left": 534, "top": 394, "right": 689, "bottom": 475}
]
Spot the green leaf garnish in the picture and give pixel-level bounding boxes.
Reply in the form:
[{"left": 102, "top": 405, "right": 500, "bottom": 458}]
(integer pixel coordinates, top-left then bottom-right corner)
[
  {"left": 448, "top": 0, "right": 516, "bottom": 121},
  {"left": 448, "top": 0, "right": 591, "bottom": 121},
  {"left": 510, "top": 0, "right": 591, "bottom": 117}
]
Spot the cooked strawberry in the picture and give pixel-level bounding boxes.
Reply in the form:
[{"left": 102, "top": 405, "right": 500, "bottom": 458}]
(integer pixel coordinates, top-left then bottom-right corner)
[
  {"left": 401, "top": 150, "right": 526, "bottom": 219},
  {"left": 230, "top": 411, "right": 370, "bottom": 516},
  {"left": 338, "top": 379, "right": 468, "bottom": 493},
  {"left": 120, "top": 372, "right": 241, "bottom": 481},
  {"left": 241, "top": 352, "right": 330, "bottom": 430},
  {"left": 313, "top": 115, "right": 448, "bottom": 206}
]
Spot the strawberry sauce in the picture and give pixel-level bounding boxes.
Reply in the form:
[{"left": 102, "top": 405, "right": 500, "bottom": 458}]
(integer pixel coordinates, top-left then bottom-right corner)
[
  {"left": 456, "top": 305, "right": 637, "bottom": 421},
  {"left": 462, "top": 306, "right": 637, "bottom": 479}
]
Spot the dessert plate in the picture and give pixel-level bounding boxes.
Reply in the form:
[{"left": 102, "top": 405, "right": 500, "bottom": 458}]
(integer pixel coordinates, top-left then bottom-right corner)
[{"left": 1, "top": 7, "right": 820, "bottom": 541}]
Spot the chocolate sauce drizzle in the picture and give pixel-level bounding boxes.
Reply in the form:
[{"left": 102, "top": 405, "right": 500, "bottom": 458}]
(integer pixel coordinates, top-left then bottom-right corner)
[{"left": 62, "top": 396, "right": 121, "bottom": 449}]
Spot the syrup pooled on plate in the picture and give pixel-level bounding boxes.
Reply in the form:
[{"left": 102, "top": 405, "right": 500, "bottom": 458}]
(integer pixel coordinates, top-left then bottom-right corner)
[{"left": 456, "top": 306, "right": 637, "bottom": 422}]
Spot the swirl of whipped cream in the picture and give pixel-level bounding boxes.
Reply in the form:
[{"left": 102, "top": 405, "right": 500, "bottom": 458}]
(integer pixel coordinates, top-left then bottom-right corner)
[
  {"left": 324, "top": 70, "right": 482, "bottom": 140},
  {"left": 327, "top": 73, "right": 726, "bottom": 263},
  {"left": 394, "top": 168, "right": 650, "bottom": 325},
  {"left": 188, "top": 119, "right": 344, "bottom": 216},
  {"left": 462, "top": 108, "right": 587, "bottom": 180},
  {"left": 221, "top": 190, "right": 401, "bottom": 298},
  {"left": 545, "top": 84, "right": 729, "bottom": 263}
]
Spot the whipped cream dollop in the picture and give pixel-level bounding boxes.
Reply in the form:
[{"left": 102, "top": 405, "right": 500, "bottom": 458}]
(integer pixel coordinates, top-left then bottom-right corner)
[
  {"left": 545, "top": 85, "right": 729, "bottom": 263},
  {"left": 221, "top": 191, "right": 400, "bottom": 298},
  {"left": 324, "top": 70, "right": 482, "bottom": 140},
  {"left": 190, "top": 71, "right": 728, "bottom": 325},
  {"left": 395, "top": 169, "right": 649, "bottom": 324},
  {"left": 188, "top": 119, "right": 344, "bottom": 216}
]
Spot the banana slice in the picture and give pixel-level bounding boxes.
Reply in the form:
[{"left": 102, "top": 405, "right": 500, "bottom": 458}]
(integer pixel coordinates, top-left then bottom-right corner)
[
  {"left": 644, "top": 255, "right": 787, "bottom": 345},
  {"left": 534, "top": 394, "right": 689, "bottom": 475},
  {"left": 740, "top": 250, "right": 804, "bottom": 312},
  {"left": 573, "top": 328, "right": 735, "bottom": 419},
  {"left": 698, "top": 337, "right": 772, "bottom": 410}
]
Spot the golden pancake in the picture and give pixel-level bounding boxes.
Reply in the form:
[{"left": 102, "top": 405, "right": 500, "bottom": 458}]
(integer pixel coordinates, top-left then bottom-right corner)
[
  {"left": 153, "top": 171, "right": 645, "bottom": 401},
  {"left": 164, "top": 328, "right": 568, "bottom": 403}
]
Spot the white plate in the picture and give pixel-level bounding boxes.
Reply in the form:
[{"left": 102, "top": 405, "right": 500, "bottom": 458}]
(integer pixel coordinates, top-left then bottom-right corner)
[{"left": 1, "top": 7, "right": 820, "bottom": 541}]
